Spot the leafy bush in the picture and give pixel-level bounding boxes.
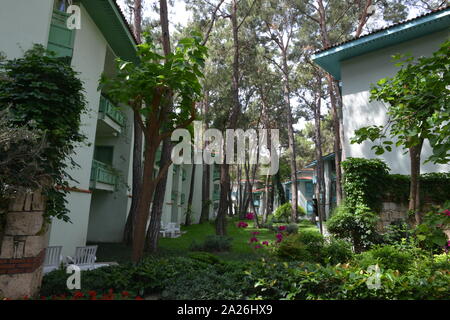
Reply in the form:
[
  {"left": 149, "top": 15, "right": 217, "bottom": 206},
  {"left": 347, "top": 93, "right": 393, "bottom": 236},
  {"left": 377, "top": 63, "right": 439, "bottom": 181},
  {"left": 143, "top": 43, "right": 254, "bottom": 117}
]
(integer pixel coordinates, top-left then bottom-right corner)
[
  {"left": 355, "top": 245, "right": 424, "bottom": 273},
  {"left": 276, "top": 230, "right": 324, "bottom": 262},
  {"left": 327, "top": 203, "right": 379, "bottom": 253},
  {"left": 187, "top": 252, "right": 223, "bottom": 265},
  {"left": 285, "top": 223, "right": 299, "bottom": 235},
  {"left": 382, "top": 220, "right": 414, "bottom": 245},
  {"left": 273, "top": 203, "right": 305, "bottom": 223},
  {"left": 415, "top": 202, "right": 450, "bottom": 252},
  {"left": 0, "top": 45, "right": 86, "bottom": 221},
  {"left": 189, "top": 235, "right": 233, "bottom": 252},
  {"left": 41, "top": 251, "right": 450, "bottom": 300},
  {"left": 323, "top": 238, "right": 353, "bottom": 265}
]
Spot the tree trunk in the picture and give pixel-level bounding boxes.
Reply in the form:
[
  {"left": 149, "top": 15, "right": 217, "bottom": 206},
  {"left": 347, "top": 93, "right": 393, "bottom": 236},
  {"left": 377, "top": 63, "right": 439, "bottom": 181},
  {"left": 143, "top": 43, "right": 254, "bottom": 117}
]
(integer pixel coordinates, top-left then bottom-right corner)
[
  {"left": 144, "top": 0, "right": 172, "bottom": 253},
  {"left": 282, "top": 53, "right": 298, "bottom": 223},
  {"left": 327, "top": 74, "right": 344, "bottom": 205},
  {"left": 313, "top": 76, "right": 325, "bottom": 234},
  {"left": 185, "top": 163, "right": 196, "bottom": 226},
  {"left": 123, "top": 113, "right": 143, "bottom": 245},
  {"left": 216, "top": 0, "right": 240, "bottom": 235},
  {"left": 409, "top": 139, "right": 424, "bottom": 225},
  {"left": 200, "top": 163, "right": 211, "bottom": 223},
  {"left": 132, "top": 142, "right": 158, "bottom": 262},
  {"left": 123, "top": 0, "right": 143, "bottom": 246}
]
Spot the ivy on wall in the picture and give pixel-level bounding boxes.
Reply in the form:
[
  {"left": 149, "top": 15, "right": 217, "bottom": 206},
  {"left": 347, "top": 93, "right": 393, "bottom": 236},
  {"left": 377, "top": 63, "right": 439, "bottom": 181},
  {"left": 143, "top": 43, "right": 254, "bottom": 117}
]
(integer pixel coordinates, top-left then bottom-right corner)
[
  {"left": 0, "top": 45, "right": 87, "bottom": 221},
  {"left": 342, "top": 158, "right": 450, "bottom": 213}
]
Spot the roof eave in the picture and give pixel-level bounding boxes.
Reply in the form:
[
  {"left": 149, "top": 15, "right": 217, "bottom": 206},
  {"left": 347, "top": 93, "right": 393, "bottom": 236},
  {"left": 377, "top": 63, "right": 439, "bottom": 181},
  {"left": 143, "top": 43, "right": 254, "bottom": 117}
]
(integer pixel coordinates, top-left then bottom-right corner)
[{"left": 312, "top": 8, "right": 450, "bottom": 80}]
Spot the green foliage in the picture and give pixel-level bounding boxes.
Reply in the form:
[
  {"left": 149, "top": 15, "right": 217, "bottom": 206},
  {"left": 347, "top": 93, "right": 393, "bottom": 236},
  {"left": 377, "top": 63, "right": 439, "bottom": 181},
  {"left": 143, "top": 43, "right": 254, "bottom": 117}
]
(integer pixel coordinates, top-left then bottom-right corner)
[
  {"left": 285, "top": 223, "right": 299, "bottom": 235},
  {"left": 342, "top": 157, "right": 389, "bottom": 212},
  {"left": 355, "top": 245, "right": 424, "bottom": 273},
  {"left": 415, "top": 202, "right": 450, "bottom": 252},
  {"left": 322, "top": 239, "right": 354, "bottom": 265},
  {"left": 351, "top": 40, "right": 450, "bottom": 164},
  {"left": 276, "top": 231, "right": 324, "bottom": 263},
  {"left": 42, "top": 250, "right": 450, "bottom": 300},
  {"left": 0, "top": 45, "right": 87, "bottom": 221},
  {"left": 382, "top": 220, "right": 415, "bottom": 245},
  {"left": 327, "top": 203, "right": 380, "bottom": 252},
  {"left": 189, "top": 235, "right": 233, "bottom": 252},
  {"left": 276, "top": 231, "right": 352, "bottom": 265},
  {"left": 273, "top": 202, "right": 305, "bottom": 223},
  {"left": 100, "top": 34, "right": 207, "bottom": 135},
  {"left": 187, "top": 251, "right": 223, "bottom": 265},
  {"left": 386, "top": 172, "right": 450, "bottom": 204}
]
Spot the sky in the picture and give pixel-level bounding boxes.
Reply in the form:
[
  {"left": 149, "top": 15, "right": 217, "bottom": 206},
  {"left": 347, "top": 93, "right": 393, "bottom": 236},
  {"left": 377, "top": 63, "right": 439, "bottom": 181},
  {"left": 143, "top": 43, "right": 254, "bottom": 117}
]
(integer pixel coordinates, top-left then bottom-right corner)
[{"left": 117, "top": 0, "right": 192, "bottom": 29}]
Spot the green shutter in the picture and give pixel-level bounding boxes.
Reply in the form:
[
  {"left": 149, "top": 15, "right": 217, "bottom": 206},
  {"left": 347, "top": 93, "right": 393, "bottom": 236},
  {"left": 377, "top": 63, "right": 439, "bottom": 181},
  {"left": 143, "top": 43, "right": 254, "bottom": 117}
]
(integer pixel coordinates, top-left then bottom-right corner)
[{"left": 47, "top": 10, "right": 75, "bottom": 59}]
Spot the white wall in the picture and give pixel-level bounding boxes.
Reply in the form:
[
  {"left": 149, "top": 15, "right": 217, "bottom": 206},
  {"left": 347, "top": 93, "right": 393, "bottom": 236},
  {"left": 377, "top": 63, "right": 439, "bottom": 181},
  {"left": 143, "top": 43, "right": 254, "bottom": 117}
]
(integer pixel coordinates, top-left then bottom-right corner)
[
  {"left": 0, "top": 0, "right": 54, "bottom": 59},
  {"left": 341, "top": 30, "right": 450, "bottom": 175},
  {"left": 49, "top": 4, "right": 108, "bottom": 256}
]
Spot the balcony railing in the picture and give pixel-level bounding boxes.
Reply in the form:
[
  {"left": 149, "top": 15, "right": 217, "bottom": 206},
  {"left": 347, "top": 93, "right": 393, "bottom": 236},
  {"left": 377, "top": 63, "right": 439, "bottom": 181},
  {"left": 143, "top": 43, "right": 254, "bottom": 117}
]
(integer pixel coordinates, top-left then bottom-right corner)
[
  {"left": 99, "top": 95, "right": 125, "bottom": 127},
  {"left": 90, "top": 160, "right": 118, "bottom": 190},
  {"left": 213, "top": 169, "right": 220, "bottom": 181}
]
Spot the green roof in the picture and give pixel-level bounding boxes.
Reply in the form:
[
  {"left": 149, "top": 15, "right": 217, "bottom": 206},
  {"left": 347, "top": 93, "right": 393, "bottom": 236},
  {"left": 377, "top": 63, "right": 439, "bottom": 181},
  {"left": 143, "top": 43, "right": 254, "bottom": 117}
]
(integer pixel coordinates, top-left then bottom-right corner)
[
  {"left": 80, "top": 0, "right": 138, "bottom": 63},
  {"left": 312, "top": 7, "right": 450, "bottom": 80}
]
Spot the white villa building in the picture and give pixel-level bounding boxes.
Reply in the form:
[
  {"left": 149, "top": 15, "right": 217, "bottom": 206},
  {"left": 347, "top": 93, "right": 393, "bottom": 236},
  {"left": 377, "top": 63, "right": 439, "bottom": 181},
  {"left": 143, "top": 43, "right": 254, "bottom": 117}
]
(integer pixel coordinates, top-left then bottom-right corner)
[
  {"left": 0, "top": 0, "right": 219, "bottom": 257},
  {"left": 312, "top": 6, "right": 450, "bottom": 175}
]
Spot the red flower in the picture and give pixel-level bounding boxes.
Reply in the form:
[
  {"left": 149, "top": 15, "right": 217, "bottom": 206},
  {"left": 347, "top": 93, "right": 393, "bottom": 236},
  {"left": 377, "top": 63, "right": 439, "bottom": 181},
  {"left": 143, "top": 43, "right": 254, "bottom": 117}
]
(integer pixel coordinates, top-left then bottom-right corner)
[
  {"left": 88, "top": 290, "right": 97, "bottom": 297},
  {"left": 245, "top": 213, "right": 255, "bottom": 220},
  {"left": 121, "top": 291, "right": 130, "bottom": 297},
  {"left": 73, "top": 291, "right": 84, "bottom": 299},
  {"left": 278, "top": 225, "right": 286, "bottom": 231},
  {"left": 135, "top": 296, "right": 144, "bottom": 300}
]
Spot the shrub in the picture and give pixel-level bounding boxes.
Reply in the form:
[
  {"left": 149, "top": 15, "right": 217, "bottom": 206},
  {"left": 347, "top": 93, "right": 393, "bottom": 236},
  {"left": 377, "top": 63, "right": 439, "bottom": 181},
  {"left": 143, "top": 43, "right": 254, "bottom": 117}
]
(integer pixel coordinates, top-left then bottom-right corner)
[
  {"left": 285, "top": 223, "right": 299, "bottom": 235},
  {"left": 323, "top": 239, "right": 353, "bottom": 265},
  {"left": 0, "top": 45, "right": 87, "bottom": 221},
  {"left": 355, "top": 245, "right": 423, "bottom": 273},
  {"left": 327, "top": 203, "right": 379, "bottom": 253},
  {"left": 276, "top": 230, "right": 324, "bottom": 262},
  {"left": 187, "top": 252, "right": 223, "bottom": 265},
  {"left": 273, "top": 203, "right": 305, "bottom": 223},
  {"left": 382, "top": 220, "right": 414, "bottom": 245},
  {"left": 189, "top": 235, "right": 233, "bottom": 252}
]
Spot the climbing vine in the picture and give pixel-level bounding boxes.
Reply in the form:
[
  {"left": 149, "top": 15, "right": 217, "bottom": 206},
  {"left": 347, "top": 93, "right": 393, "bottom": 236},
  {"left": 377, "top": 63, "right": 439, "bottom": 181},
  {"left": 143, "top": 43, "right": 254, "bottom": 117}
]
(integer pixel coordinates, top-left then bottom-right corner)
[{"left": 0, "top": 45, "right": 87, "bottom": 221}]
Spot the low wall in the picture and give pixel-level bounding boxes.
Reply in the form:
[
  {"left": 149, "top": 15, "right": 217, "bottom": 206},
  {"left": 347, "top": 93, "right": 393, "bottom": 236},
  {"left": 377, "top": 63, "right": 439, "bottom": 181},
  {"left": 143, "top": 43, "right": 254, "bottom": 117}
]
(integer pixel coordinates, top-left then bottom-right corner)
[{"left": 0, "top": 191, "right": 48, "bottom": 299}]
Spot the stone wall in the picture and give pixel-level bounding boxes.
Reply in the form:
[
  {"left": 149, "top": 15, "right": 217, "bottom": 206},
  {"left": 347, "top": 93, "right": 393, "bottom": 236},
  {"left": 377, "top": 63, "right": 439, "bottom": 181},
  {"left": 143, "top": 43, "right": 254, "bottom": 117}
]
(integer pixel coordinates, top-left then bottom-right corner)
[
  {"left": 377, "top": 201, "right": 409, "bottom": 230},
  {"left": 0, "top": 191, "right": 48, "bottom": 299}
]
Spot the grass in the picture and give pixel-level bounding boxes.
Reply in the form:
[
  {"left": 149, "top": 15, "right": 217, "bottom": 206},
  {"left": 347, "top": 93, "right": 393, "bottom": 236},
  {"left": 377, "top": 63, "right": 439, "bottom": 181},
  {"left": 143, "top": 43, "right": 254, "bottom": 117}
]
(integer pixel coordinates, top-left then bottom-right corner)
[{"left": 93, "top": 217, "right": 319, "bottom": 264}]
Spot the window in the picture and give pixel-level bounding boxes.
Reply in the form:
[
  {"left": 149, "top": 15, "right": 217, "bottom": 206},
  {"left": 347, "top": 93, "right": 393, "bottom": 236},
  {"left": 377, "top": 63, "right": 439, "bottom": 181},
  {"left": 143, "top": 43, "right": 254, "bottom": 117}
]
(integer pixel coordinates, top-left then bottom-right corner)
[
  {"left": 305, "top": 181, "right": 314, "bottom": 198},
  {"left": 48, "top": 2, "right": 76, "bottom": 60}
]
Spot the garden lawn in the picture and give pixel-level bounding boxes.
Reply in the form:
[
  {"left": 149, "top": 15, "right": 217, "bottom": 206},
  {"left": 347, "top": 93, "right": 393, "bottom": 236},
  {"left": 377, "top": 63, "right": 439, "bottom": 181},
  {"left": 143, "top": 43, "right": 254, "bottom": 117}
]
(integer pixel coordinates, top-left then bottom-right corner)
[{"left": 93, "top": 218, "right": 319, "bottom": 263}]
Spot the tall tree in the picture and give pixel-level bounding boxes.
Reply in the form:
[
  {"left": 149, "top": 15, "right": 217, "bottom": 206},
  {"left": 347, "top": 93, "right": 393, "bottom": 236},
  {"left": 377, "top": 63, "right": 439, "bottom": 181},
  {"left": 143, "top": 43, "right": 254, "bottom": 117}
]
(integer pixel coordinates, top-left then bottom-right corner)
[{"left": 123, "top": 0, "right": 143, "bottom": 246}]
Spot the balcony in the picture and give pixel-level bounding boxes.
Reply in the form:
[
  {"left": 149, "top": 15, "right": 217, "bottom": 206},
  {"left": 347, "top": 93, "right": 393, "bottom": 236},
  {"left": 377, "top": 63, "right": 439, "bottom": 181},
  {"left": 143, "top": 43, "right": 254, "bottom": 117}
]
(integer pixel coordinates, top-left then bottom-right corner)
[
  {"left": 97, "top": 95, "right": 125, "bottom": 136},
  {"left": 90, "top": 160, "right": 118, "bottom": 191},
  {"left": 213, "top": 169, "right": 220, "bottom": 181}
]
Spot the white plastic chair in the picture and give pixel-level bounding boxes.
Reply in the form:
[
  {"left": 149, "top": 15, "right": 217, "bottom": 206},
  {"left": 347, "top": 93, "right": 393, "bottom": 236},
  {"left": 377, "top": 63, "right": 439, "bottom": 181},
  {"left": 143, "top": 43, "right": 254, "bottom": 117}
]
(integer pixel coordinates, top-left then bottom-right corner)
[
  {"left": 66, "top": 245, "right": 108, "bottom": 271},
  {"left": 166, "top": 222, "right": 181, "bottom": 238},
  {"left": 43, "top": 246, "right": 63, "bottom": 274}
]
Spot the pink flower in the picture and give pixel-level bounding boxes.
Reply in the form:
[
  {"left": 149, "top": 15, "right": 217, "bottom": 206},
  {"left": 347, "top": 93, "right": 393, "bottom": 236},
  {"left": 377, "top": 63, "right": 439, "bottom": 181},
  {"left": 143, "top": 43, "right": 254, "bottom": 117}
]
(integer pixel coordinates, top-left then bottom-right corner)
[
  {"left": 278, "top": 226, "right": 286, "bottom": 231},
  {"left": 237, "top": 221, "right": 248, "bottom": 228},
  {"left": 251, "top": 231, "right": 260, "bottom": 236},
  {"left": 262, "top": 241, "right": 269, "bottom": 246},
  {"left": 249, "top": 237, "right": 258, "bottom": 243},
  {"left": 245, "top": 213, "right": 255, "bottom": 220},
  {"left": 276, "top": 233, "right": 283, "bottom": 243},
  {"left": 254, "top": 244, "right": 262, "bottom": 249}
]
